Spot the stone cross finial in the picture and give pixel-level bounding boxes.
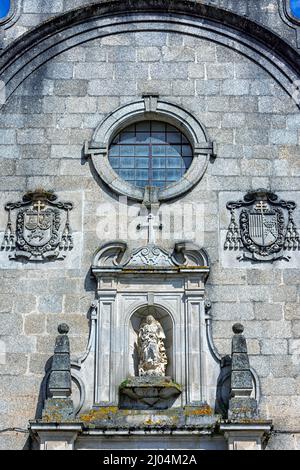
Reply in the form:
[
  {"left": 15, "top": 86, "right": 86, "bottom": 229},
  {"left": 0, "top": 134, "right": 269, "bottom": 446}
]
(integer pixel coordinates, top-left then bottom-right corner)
[
  {"left": 228, "top": 323, "right": 258, "bottom": 420},
  {"left": 137, "top": 211, "right": 162, "bottom": 245},
  {"left": 42, "top": 324, "right": 75, "bottom": 421}
]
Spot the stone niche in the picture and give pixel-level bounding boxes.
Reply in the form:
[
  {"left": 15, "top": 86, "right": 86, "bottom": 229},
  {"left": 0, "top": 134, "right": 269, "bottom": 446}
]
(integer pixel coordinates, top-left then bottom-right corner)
[
  {"left": 69, "top": 241, "right": 222, "bottom": 415},
  {"left": 120, "top": 305, "right": 181, "bottom": 410},
  {"left": 129, "top": 306, "right": 173, "bottom": 379}
]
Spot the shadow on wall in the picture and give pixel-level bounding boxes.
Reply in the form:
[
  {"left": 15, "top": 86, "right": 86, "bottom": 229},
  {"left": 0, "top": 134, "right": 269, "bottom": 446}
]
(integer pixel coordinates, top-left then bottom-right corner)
[{"left": 215, "top": 355, "right": 232, "bottom": 419}]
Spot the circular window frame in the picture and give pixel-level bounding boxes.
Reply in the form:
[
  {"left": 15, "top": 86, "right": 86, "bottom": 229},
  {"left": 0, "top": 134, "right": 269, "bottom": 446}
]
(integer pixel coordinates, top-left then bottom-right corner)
[
  {"left": 0, "top": 0, "right": 21, "bottom": 28},
  {"left": 284, "top": 0, "right": 300, "bottom": 24},
  {"left": 86, "top": 98, "right": 215, "bottom": 202}
]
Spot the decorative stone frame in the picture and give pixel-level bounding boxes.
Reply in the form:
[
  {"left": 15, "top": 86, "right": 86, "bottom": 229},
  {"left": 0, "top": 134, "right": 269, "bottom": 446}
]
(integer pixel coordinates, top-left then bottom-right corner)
[
  {"left": 68, "top": 241, "right": 222, "bottom": 411},
  {"left": 85, "top": 97, "right": 216, "bottom": 202},
  {"left": 129, "top": 304, "right": 174, "bottom": 378}
]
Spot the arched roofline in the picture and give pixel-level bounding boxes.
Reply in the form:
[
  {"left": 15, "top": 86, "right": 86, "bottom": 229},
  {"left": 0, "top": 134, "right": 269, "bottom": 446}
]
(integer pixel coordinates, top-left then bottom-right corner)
[{"left": 0, "top": 0, "right": 300, "bottom": 103}]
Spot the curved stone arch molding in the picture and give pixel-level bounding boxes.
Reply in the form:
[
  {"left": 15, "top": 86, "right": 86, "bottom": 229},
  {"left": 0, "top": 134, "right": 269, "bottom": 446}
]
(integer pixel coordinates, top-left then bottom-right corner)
[
  {"left": 124, "top": 301, "right": 177, "bottom": 333},
  {"left": 205, "top": 314, "right": 222, "bottom": 365},
  {"left": 88, "top": 98, "right": 211, "bottom": 201},
  {"left": 70, "top": 370, "right": 86, "bottom": 415},
  {"left": 250, "top": 366, "right": 261, "bottom": 404},
  {"left": 0, "top": 2, "right": 299, "bottom": 104}
]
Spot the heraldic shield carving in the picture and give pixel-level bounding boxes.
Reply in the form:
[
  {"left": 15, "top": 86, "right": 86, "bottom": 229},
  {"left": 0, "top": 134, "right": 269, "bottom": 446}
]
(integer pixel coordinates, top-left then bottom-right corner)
[
  {"left": 224, "top": 189, "right": 300, "bottom": 262},
  {"left": 1, "top": 190, "right": 73, "bottom": 261}
]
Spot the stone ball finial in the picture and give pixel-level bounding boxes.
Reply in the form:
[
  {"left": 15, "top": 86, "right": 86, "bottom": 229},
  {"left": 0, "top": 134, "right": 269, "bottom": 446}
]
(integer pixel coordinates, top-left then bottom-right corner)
[
  {"left": 232, "top": 323, "right": 244, "bottom": 334},
  {"left": 58, "top": 323, "right": 69, "bottom": 334}
]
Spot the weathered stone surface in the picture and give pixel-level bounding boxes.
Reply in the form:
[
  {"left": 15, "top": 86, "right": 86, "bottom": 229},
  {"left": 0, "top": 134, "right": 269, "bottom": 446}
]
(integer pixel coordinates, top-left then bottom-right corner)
[
  {"left": 42, "top": 398, "right": 74, "bottom": 421},
  {"left": 119, "top": 376, "right": 182, "bottom": 410},
  {"left": 228, "top": 397, "right": 258, "bottom": 420},
  {"left": 254, "top": 303, "right": 283, "bottom": 320},
  {"left": 260, "top": 339, "right": 287, "bottom": 355},
  {"left": 0, "top": 314, "right": 23, "bottom": 335},
  {"left": 0, "top": 295, "right": 13, "bottom": 313},
  {"left": 38, "top": 295, "right": 63, "bottom": 314},
  {"left": 0, "top": 4, "right": 298, "bottom": 449},
  {"left": 0, "top": 353, "right": 28, "bottom": 375},
  {"left": 3, "top": 336, "right": 37, "bottom": 354}
]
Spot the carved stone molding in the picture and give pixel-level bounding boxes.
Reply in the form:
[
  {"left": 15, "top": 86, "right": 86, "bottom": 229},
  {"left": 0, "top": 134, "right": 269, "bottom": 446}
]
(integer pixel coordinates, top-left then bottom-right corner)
[{"left": 91, "top": 240, "right": 210, "bottom": 274}]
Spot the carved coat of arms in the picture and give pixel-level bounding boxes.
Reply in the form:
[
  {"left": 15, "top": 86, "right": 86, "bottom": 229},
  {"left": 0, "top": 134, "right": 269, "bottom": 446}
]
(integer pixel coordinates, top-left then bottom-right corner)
[
  {"left": 224, "top": 189, "right": 300, "bottom": 262},
  {"left": 1, "top": 190, "right": 73, "bottom": 261}
]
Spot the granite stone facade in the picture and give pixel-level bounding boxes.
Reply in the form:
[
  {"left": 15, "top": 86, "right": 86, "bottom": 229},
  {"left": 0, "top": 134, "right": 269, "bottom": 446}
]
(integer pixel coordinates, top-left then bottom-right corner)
[{"left": 0, "top": 0, "right": 300, "bottom": 450}]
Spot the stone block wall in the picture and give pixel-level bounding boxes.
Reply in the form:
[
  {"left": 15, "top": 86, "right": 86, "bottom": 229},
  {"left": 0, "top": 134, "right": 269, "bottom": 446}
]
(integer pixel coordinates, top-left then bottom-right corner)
[
  {"left": 0, "top": 0, "right": 299, "bottom": 450},
  {"left": 2, "top": 1, "right": 299, "bottom": 49}
]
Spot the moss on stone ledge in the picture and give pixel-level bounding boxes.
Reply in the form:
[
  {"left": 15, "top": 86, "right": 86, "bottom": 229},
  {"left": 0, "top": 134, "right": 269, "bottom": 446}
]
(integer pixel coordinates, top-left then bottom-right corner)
[
  {"left": 80, "top": 406, "right": 120, "bottom": 423},
  {"left": 184, "top": 404, "right": 214, "bottom": 416}
]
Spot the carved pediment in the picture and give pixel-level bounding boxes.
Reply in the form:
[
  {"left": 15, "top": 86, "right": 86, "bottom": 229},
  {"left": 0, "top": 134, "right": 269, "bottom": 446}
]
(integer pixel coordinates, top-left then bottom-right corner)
[{"left": 92, "top": 241, "right": 210, "bottom": 272}]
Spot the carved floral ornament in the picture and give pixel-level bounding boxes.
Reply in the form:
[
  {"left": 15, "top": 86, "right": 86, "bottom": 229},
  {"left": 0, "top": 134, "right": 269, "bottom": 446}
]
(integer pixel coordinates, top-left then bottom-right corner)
[
  {"left": 1, "top": 190, "right": 73, "bottom": 261},
  {"left": 224, "top": 189, "right": 300, "bottom": 262}
]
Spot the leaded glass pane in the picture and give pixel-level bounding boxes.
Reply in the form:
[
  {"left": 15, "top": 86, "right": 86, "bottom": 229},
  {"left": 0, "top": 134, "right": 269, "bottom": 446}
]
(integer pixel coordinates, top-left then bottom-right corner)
[
  {"left": 291, "top": 0, "right": 300, "bottom": 19},
  {"left": 136, "top": 158, "right": 149, "bottom": 168},
  {"left": 167, "top": 132, "right": 181, "bottom": 144},
  {"left": 167, "top": 158, "right": 182, "bottom": 168},
  {"left": 120, "top": 157, "right": 134, "bottom": 168},
  {"left": 108, "top": 120, "right": 193, "bottom": 188},
  {"left": 152, "top": 145, "right": 166, "bottom": 156},
  {"left": 120, "top": 145, "right": 134, "bottom": 156},
  {"left": 135, "top": 146, "right": 149, "bottom": 156},
  {"left": 119, "top": 132, "right": 136, "bottom": 143},
  {"left": 152, "top": 158, "right": 166, "bottom": 168},
  {"left": 0, "top": 0, "right": 10, "bottom": 19},
  {"left": 166, "top": 145, "right": 181, "bottom": 157},
  {"left": 110, "top": 158, "right": 119, "bottom": 169},
  {"left": 151, "top": 132, "right": 165, "bottom": 143}
]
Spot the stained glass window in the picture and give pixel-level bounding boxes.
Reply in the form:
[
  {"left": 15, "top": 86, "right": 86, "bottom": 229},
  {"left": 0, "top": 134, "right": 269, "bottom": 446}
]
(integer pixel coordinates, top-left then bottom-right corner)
[
  {"left": 108, "top": 121, "right": 193, "bottom": 188},
  {"left": 0, "top": 0, "right": 10, "bottom": 19},
  {"left": 290, "top": 0, "right": 300, "bottom": 19}
]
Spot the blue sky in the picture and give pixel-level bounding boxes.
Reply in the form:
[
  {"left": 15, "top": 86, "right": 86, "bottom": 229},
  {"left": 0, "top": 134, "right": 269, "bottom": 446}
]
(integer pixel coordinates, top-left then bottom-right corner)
[
  {"left": 291, "top": 0, "right": 300, "bottom": 18},
  {"left": 0, "top": 0, "right": 10, "bottom": 19}
]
